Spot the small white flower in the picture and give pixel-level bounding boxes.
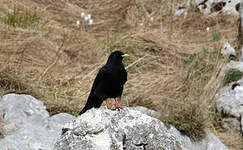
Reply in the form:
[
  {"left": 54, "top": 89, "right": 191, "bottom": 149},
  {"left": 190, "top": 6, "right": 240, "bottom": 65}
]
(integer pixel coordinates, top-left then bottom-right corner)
[
  {"left": 89, "top": 19, "right": 93, "bottom": 25},
  {"left": 76, "top": 20, "right": 80, "bottom": 26},
  {"left": 139, "top": 23, "right": 143, "bottom": 26},
  {"left": 84, "top": 16, "right": 89, "bottom": 21},
  {"left": 81, "top": 12, "right": 85, "bottom": 18},
  {"left": 87, "top": 14, "right": 91, "bottom": 19},
  {"left": 150, "top": 17, "right": 154, "bottom": 22},
  {"left": 206, "top": 27, "right": 210, "bottom": 32}
]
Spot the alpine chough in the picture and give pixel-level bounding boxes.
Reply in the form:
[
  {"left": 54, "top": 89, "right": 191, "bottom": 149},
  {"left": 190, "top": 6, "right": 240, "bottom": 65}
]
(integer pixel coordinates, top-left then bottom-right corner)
[{"left": 79, "top": 51, "right": 129, "bottom": 115}]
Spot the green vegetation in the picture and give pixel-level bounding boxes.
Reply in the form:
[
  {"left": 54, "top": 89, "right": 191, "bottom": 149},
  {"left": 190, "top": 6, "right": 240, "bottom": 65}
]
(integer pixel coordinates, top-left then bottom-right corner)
[
  {"left": 4, "top": 7, "right": 40, "bottom": 28},
  {"left": 163, "top": 102, "right": 207, "bottom": 141},
  {"left": 185, "top": 55, "right": 195, "bottom": 64},
  {"left": 223, "top": 69, "right": 243, "bottom": 85},
  {"left": 212, "top": 32, "right": 221, "bottom": 41}
]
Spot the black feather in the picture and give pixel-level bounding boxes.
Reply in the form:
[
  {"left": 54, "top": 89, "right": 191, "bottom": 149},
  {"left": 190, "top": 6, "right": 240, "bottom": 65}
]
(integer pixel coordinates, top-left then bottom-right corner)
[{"left": 79, "top": 51, "right": 128, "bottom": 115}]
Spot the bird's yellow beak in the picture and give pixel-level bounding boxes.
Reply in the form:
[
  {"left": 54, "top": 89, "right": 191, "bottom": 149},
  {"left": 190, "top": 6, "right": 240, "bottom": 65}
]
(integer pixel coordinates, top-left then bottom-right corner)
[{"left": 122, "top": 54, "right": 129, "bottom": 57}]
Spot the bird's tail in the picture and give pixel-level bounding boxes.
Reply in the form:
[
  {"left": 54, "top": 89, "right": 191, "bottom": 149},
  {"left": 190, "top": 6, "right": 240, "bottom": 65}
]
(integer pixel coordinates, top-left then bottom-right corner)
[
  {"left": 79, "top": 95, "right": 94, "bottom": 115},
  {"left": 79, "top": 94, "right": 102, "bottom": 115}
]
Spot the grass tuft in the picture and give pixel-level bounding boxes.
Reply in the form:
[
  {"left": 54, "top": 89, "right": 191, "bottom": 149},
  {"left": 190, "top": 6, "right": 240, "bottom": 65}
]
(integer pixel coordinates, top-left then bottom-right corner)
[
  {"left": 163, "top": 102, "right": 207, "bottom": 141},
  {"left": 212, "top": 32, "right": 221, "bottom": 41},
  {"left": 223, "top": 69, "right": 243, "bottom": 85},
  {"left": 0, "top": 66, "right": 40, "bottom": 97},
  {"left": 4, "top": 6, "right": 40, "bottom": 28},
  {"left": 0, "top": 66, "right": 82, "bottom": 116}
]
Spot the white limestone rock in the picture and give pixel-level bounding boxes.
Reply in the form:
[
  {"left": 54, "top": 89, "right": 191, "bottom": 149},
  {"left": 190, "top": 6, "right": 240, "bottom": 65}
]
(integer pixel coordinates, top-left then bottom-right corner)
[
  {"left": 195, "top": 0, "right": 240, "bottom": 15},
  {"left": 0, "top": 94, "right": 76, "bottom": 150},
  {"left": 221, "top": 42, "right": 236, "bottom": 56},
  {"left": 215, "top": 80, "right": 243, "bottom": 118},
  {"left": 55, "top": 107, "right": 228, "bottom": 150},
  {"left": 222, "top": 118, "right": 241, "bottom": 131},
  {"left": 0, "top": 94, "right": 228, "bottom": 150}
]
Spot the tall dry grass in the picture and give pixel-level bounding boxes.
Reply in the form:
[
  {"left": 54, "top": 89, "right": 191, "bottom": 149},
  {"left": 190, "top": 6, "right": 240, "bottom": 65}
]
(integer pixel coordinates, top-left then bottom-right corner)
[
  {"left": 0, "top": 0, "right": 241, "bottom": 147},
  {"left": 0, "top": 119, "right": 3, "bottom": 138}
]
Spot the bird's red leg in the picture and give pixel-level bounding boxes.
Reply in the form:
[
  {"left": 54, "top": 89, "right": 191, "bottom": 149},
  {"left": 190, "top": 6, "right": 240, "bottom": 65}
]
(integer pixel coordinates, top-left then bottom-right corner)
[
  {"left": 105, "top": 99, "right": 112, "bottom": 109},
  {"left": 114, "top": 98, "right": 121, "bottom": 109}
]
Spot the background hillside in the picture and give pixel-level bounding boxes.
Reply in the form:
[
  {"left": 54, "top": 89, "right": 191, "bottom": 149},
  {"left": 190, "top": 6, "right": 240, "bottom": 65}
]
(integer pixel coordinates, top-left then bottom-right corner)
[{"left": 0, "top": 0, "right": 242, "bottom": 149}]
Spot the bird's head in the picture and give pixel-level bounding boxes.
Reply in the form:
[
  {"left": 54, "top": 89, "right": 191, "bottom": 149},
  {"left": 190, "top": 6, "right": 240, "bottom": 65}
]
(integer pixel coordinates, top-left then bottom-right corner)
[{"left": 107, "top": 51, "right": 129, "bottom": 64}]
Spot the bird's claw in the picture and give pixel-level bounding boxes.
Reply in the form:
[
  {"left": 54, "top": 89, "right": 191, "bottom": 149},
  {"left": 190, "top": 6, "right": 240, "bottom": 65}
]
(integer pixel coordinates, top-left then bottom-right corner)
[
  {"left": 115, "top": 103, "right": 121, "bottom": 109},
  {"left": 106, "top": 105, "right": 112, "bottom": 109},
  {"left": 114, "top": 99, "right": 122, "bottom": 110},
  {"left": 105, "top": 99, "right": 112, "bottom": 109}
]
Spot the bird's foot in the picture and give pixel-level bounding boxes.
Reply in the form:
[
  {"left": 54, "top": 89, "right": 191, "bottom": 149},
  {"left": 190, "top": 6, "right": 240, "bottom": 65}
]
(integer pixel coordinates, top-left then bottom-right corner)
[
  {"left": 105, "top": 99, "right": 112, "bottom": 109},
  {"left": 106, "top": 105, "right": 112, "bottom": 109},
  {"left": 114, "top": 99, "right": 122, "bottom": 110},
  {"left": 115, "top": 103, "right": 121, "bottom": 109}
]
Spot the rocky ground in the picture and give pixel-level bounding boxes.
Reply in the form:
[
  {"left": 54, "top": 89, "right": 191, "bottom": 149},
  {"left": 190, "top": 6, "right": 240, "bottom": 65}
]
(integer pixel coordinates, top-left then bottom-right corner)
[{"left": 0, "top": 94, "right": 228, "bottom": 150}]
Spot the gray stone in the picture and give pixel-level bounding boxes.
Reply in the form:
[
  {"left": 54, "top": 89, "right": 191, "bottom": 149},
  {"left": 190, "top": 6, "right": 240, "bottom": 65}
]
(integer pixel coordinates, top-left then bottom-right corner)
[
  {"left": 174, "top": 5, "right": 188, "bottom": 16},
  {"left": 241, "top": 115, "right": 243, "bottom": 133},
  {"left": 221, "top": 42, "right": 236, "bottom": 56},
  {"left": 224, "top": 61, "right": 243, "bottom": 72},
  {"left": 215, "top": 56, "right": 243, "bottom": 135},
  {"left": 215, "top": 61, "right": 243, "bottom": 119},
  {"left": 55, "top": 107, "right": 228, "bottom": 150},
  {"left": 0, "top": 94, "right": 49, "bottom": 134},
  {"left": 130, "top": 106, "right": 160, "bottom": 118},
  {"left": 215, "top": 80, "right": 243, "bottom": 118},
  {"left": 195, "top": 0, "right": 240, "bottom": 15},
  {"left": 165, "top": 126, "right": 229, "bottom": 150},
  {"left": 222, "top": 118, "right": 241, "bottom": 131},
  {"left": 199, "top": 133, "right": 229, "bottom": 150},
  {"left": 174, "top": 0, "right": 191, "bottom": 16},
  {"left": 0, "top": 94, "right": 228, "bottom": 150},
  {"left": 0, "top": 94, "right": 76, "bottom": 150},
  {"left": 48, "top": 113, "right": 76, "bottom": 131},
  {"left": 194, "top": 0, "right": 205, "bottom": 5},
  {"left": 239, "top": 47, "right": 243, "bottom": 62}
]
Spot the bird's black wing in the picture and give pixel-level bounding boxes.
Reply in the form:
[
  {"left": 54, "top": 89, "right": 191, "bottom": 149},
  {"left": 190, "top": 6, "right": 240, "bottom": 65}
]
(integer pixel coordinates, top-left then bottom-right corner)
[
  {"left": 79, "top": 65, "right": 111, "bottom": 115},
  {"left": 120, "top": 66, "right": 127, "bottom": 85},
  {"left": 90, "top": 65, "right": 111, "bottom": 96}
]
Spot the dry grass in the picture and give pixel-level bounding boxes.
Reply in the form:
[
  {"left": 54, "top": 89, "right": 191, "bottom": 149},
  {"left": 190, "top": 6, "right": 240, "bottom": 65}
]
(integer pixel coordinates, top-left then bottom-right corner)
[
  {"left": 0, "top": 0, "right": 242, "bottom": 147},
  {"left": 212, "top": 130, "right": 243, "bottom": 150},
  {"left": 0, "top": 118, "right": 3, "bottom": 138}
]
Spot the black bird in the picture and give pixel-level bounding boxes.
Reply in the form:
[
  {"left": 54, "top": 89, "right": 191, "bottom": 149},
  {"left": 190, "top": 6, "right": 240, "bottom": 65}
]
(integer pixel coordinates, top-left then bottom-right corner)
[{"left": 79, "top": 51, "right": 129, "bottom": 115}]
